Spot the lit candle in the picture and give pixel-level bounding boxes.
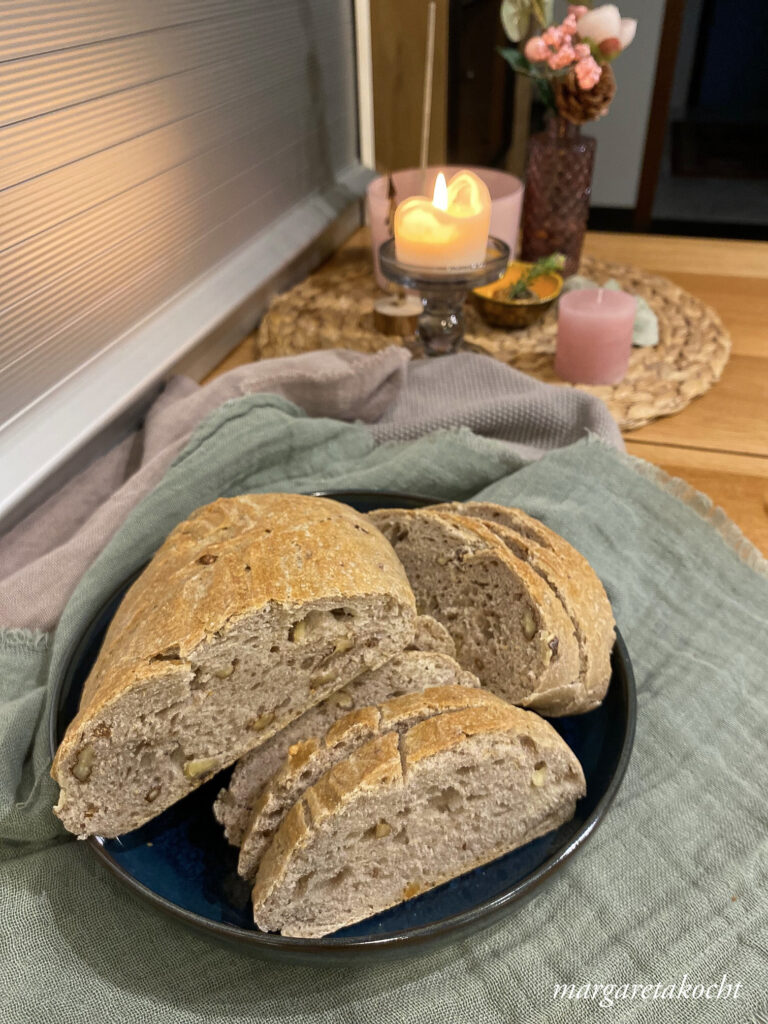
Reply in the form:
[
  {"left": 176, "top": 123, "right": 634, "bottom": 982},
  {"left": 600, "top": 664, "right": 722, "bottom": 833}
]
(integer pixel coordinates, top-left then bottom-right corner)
[
  {"left": 556, "top": 288, "right": 636, "bottom": 385},
  {"left": 393, "top": 170, "right": 491, "bottom": 269}
]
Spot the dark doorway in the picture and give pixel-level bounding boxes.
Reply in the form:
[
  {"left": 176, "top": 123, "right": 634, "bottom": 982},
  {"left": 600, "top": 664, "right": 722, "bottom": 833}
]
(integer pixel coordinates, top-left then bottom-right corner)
[
  {"left": 446, "top": 0, "right": 514, "bottom": 167},
  {"left": 644, "top": 0, "right": 768, "bottom": 238}
]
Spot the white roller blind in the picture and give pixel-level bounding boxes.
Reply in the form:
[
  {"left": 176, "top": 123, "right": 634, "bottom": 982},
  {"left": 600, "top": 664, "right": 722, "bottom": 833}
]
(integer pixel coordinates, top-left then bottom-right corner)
[{"left": 0, "top": 0, "right": 362, "bottom": 434}]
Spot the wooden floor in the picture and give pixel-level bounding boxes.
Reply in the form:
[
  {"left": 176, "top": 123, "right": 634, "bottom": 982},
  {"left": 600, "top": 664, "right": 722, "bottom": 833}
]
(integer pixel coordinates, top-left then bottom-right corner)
[{"left": 206, "top": 230, "right": 768, "bottom": 556}]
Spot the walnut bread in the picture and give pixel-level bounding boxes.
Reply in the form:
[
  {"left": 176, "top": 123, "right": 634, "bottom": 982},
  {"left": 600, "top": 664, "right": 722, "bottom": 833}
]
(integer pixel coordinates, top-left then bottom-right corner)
[
  {"left": 431, "top": 502, "right": 615, "bottom": 715},
  {"left": 251, "top": 700, "right": 586, "bottom": 937},
  {"left": 369, "top": 506, "right": 596, "bottom": 715},
  {"left": 215, "top": 619, "right": 465, "bottom": 849},
  {"left": 51, "top": 494, "right": 416, "bottom": 837},
  {"left": 236, "top": 682, "right": 498, "bottom": 881}
]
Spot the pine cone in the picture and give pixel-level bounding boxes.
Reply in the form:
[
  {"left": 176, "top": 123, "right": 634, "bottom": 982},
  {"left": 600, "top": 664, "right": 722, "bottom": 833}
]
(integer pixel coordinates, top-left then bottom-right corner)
[{"left": 555, "top": 64, "right": 616, "bottom": 125}]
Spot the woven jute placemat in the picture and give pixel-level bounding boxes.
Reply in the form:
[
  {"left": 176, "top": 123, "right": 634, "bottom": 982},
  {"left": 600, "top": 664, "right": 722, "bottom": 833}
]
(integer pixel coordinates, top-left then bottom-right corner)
[{"left": 256, "top": 246, "right": 731, "bottom": 430}]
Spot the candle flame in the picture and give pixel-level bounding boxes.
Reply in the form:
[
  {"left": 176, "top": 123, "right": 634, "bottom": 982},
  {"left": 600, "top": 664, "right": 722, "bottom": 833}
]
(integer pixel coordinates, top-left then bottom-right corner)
[{"left": 432, "top": 172, "right": 448, "bottom": 211}]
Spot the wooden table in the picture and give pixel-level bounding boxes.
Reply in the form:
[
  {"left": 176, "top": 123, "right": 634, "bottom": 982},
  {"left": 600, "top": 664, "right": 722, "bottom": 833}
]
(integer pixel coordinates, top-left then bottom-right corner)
[{"left": 206, "top": 230, "right": 768, "bottom": 556}]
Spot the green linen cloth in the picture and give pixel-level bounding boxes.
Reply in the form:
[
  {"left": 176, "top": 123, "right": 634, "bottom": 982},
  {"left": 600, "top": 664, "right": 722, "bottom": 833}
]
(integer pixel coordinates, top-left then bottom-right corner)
[
  {"left": 2, "top": 395, "right": 767, "bottom": 1023},
  {"left": 562, "top": 276, "right": 659, "bottom": 348}
]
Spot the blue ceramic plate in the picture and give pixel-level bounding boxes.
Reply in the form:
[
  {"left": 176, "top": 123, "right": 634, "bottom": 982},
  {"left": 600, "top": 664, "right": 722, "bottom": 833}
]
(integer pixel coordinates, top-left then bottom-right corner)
[{"left": 50, "top": 491, "right": 636, "bottom": 962}]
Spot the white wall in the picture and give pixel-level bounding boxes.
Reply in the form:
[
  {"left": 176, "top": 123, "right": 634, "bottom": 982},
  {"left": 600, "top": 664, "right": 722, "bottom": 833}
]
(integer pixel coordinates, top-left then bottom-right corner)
[{"left": 587, "top": 0, "right": 666, "bottom": 208}]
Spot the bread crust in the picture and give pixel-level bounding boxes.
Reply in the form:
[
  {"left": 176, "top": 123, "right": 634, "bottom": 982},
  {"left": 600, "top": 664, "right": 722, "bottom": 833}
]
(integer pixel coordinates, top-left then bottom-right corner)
[
  {"left": 402, "top": 700, "right": 566, "bottom": 764},
  {"left": 237, "top": 683, "right": 502, "bottom": 880},
  {"left": 51, "top": 494, "right": 415, "bottom": 811},
  {"left": 215, "top": 646, "right": 476, "bottom": 847},
  {"left": 251, "top": 702, "right": 586, "bottom": 933}
]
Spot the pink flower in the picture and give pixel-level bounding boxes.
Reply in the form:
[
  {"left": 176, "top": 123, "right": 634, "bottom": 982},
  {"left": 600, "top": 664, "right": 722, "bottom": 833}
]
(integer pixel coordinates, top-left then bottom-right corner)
[
  {"left": 575, "top": 55, "right": 603, "bottom": 90},
  {"left": 562, "top": 13, "right": 578, "bottom": 35},
  {"left": 569, "top": 4, "right": 589, "bottom": 18},
  {"left": 524, "top": 36, "right": 550, "bottom": 62},
  {"left": 548, "top": 43, "right": 576, "bottom": 70},
  {"left": 542, "top": 25, "right": 564, "bottom": 48},
  {"left": 574, "top": 42, "right": 591, "bottom": 60}
]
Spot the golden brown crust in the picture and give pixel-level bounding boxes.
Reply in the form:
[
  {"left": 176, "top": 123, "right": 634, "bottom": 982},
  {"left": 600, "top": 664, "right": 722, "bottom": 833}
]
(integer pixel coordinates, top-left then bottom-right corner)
[
  {"left": 284, "top": 738, "right": 320, "bottom": 776},
  {"left": 314, "top": 684, "right": 500, "bottom": 755},
  {"left": 325, "top": 706, "right": 381, "bottom": 747},
  {"left": 237, "top": 684, "right": 496, "bottom": 878},
  {"left": 52, "top": 494, "right": 415, "bottom": 778},
  {"left": 378, "top": 684, "right": 504, "bottom": 727},
  {"left": 237, "top": 738, "right": 323, "bottom": 865},
  {"left": 402, "top": 702, "right": 563, "bottom": 765},
  {"left": 251, "top": 702, "right": 585, "bottom": 924},
  {"left": 216, "top": 649, "right": 479, "bottom": 850},
  {"left": 302, "top": 731, "right": 402, "bottom": 826}
]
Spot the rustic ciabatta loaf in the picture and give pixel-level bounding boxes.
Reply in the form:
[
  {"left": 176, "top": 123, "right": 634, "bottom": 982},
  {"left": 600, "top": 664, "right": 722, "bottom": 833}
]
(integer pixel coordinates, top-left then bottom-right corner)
[
  {"left": 214, "top": 624, "right": 468, "bottom": 847},
  {"left": 432, "top": 502, "right": 615, "bottom": 714},
  {"left": 368, "top": 508, "right": 582, "bottom": 715},
  {"left": 251, "top": 702, "right": 586, "bottom": 937},
  {"left": 52, "top": 494, "right": 416, "bottom": 837},
  {"left": 237, "top": 683, "right": 500, "bottom": 880}
]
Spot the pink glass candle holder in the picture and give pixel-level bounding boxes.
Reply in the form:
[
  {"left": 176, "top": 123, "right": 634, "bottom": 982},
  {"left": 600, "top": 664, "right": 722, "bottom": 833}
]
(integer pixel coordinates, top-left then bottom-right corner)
[{"left": 555, "top": 288, "right": 637, "bottom": 385}]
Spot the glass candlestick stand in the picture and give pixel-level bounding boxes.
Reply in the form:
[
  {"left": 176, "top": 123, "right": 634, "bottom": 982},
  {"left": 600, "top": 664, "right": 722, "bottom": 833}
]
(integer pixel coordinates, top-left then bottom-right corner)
[{"left": 378, "top": 237, "right": 510, "bottom": 355}]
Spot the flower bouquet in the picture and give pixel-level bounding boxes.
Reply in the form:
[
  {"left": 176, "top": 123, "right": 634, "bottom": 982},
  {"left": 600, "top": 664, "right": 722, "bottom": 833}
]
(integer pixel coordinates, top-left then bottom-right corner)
[{"left": 499, "top": 2, "right": 637, "bottom": 272}]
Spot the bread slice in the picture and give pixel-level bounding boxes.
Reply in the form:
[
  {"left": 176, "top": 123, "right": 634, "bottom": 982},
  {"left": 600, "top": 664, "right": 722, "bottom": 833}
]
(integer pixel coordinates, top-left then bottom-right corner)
[
  {"left": 237, "top": 684, "right": 502, "bottom": 880},
  {"left": 368, "top": 508, "right": 581, "bottom": 714},
  {"left": 431, "top": 502, "right": 615, "bottom": 714},
  {"left": 406, "top": 613, "right": 456, "bottom": 658},
  {"left": 52, "top": 494, "right": 416, "bottom": 837},
  {"left": 251, "top": 702, "right": 586, "bottom": 937},
  {"left": 214, "top": 626, "right": 471, "bottom": 848}
]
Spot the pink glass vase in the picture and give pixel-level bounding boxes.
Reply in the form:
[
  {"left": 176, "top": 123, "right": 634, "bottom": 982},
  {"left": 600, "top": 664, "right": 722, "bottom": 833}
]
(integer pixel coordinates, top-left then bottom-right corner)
[{"left": 521, "top": 116, "right": 596, "bottom": 276}]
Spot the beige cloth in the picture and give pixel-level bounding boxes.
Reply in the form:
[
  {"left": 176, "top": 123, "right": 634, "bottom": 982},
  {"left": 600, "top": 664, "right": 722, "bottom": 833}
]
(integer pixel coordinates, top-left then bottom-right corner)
[{"left": 0, "top": 347, "right": 622, "bottom": 630}]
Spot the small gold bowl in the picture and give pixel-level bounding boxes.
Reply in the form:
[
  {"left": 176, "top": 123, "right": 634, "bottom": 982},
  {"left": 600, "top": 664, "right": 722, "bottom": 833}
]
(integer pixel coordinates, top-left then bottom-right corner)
[{"left": 472, "top": 261, "right": 563, "bottom": 329}]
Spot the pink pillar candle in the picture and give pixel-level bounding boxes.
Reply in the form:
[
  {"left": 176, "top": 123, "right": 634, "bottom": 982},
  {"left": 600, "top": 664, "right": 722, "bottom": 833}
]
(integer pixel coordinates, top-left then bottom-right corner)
[{"left": 555, "top": 288, "right": 637, "bottom": 385}]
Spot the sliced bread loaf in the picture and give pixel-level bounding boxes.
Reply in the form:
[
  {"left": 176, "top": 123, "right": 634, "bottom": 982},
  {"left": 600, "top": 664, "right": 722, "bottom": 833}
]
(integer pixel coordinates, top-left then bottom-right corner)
[
  {"left": 237, "top": 684, "right": 503, "bottom": 880},
  {"left": 432, "top": 502, "right": 615, "bottom": 714},
  {"left": 251, "top": 701, "right": 586, "bottom": 937},
  {"left": 368, "top": 508, "right": 581, "bottom": 714},
  {"left": 214, "top": 630, "right": 473, "bottom": 847},
  {"left": 52, "top": 494, "right": 416, "bottom": 837}
]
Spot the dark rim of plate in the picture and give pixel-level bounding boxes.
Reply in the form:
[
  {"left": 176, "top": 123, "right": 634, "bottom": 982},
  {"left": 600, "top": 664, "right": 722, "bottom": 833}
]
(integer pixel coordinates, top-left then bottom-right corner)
[{"left": 49, "top": 490, "right": 636, "bottom": 956}]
